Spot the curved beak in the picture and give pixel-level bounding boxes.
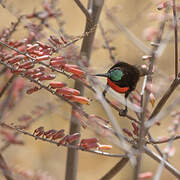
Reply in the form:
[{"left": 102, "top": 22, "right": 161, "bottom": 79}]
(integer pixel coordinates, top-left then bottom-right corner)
[{"left": 93, "top": 73, "right": 110, "bottom": 78}]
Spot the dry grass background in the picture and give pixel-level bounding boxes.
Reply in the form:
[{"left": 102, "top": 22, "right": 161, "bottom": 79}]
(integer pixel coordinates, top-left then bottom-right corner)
[{"left": 0, "top": 0, "right": 179, "bottom": 179}]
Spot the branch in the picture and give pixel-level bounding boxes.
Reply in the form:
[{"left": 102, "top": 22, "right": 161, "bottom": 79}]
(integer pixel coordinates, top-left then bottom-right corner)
[
  {"left": 146, "top": 77, "right": 180, "bottom": 128},
  {"left": 74, "top": 0, "right": 92, "bottom": 21},
  {"left": 147, "top": 133, "right": 164, "bottom": 157},
  {"left": 144, "top": 146, "right": 180, "bottom": 179},
  {"left": 0, "top": 75, "right": 16, "bottom": 98},
  {"left": 100, "top": 158, "right": 129, "bottom": 180},
  {"left": 0, "top": 87, "right": 13, "bottom": 120},
  {"left": 154, "top": 119, "right": 180, "bottom": 180},
  {"left": 134, "top": 76, "right": 147, "bottom": 180},
  {"left": 0, "top": 122, "right": 127, "bottom": 158},
  {"left": 66, "top": 1, "right": 104, "bottom": 180},
  {"left": 99, "top": 22, "right": 116, "bottom": 63},
  {"left": 172, "top": 0, "right": 178, "bottom": 78},
  {"left": 148, "top": 134, "right": 180, "bottom": 144},
  {"left": 0, "top": 153, "right": 14, "bottom": 180},
  {"left": 105, "top": 7, "right": 151, "bottom": 54}
]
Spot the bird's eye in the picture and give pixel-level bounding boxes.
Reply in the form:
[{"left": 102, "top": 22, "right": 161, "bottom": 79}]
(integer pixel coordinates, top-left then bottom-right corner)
[{"left": 110, "top": 70, "right": 123, "bottom": 81}]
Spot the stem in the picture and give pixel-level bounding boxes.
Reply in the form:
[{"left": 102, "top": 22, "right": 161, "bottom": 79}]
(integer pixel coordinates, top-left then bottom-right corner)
[
  {"left": 65, "top": 1, "right": 104, "bottom": 180},
  {"left": 144, "top": 147, "right": 180, "bottom": 179},
  {"left": 134, "top": 76, "right": 147, "bottom": 180},
  {"left": 74, "top": 0, "right": 92, "bottom": 22},
  {"left": 149, "top": 78, "right": 180, "bottom": 121},
  {"left": 172, "top": 0, "right": 178, "bottom": 78}
]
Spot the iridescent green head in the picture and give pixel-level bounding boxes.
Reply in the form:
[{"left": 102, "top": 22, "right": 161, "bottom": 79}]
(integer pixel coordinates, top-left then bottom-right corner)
[
  {"left": 95, "top": 69, "right": 124, "bottom": 81},
  {"left": 109, "top": 69, "right": 123, "bottom": 81}
]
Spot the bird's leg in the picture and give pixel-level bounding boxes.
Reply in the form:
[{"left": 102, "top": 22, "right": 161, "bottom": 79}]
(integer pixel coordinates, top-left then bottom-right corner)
[
  {"left": 103, "top": 84, "right": 109, "bottom": 97},
  {"left": 119, "top": 90, "right": 131, "bottom": 116}
]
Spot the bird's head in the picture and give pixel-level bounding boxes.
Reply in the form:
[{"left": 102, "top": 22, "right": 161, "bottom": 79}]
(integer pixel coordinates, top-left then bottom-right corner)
[{"left": 95, "top": 69, "right": 124, "bottom": 81}]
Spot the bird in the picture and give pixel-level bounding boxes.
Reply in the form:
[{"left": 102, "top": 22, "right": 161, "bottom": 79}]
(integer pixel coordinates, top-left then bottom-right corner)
[{"left": 95, "top": 61, "right": 140, "bottom": 116}]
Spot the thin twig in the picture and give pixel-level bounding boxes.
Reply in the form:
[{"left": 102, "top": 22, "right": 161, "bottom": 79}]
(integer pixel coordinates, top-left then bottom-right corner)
[
  {"left": 147, "top": 133, "right": 164, "bottom": 157},
  {"left": 148, "top": 134, "right": 180, "bottom": 144},
  {"left": 0, "top": 103, "right": 55, "bottom": 152},
  {"left": 74, "top": 0, "right": 92, "bottom": 21},
  {"left": 0, "top": 67, "right": 7, "bottom": 76},
  {"left": 0, "top": 75, "right": 16, "bottom": 98},
  {"left": 0, "top": 153, "right": 14, "bottom": 180},
  {"left": 142, "top": 7, "right": 170, "bottom": 136},
  {"left": 105, "top": 7, "right": 151, "bottom": 54},
  {"left": 99, "top": 22, "right": 116, "bottom": 63},
  {"left": 146, "top": 77, "right": 180, "bottom": 128},
  {"left": 0, "top": 87, "right": 13, "bottom": 121}
]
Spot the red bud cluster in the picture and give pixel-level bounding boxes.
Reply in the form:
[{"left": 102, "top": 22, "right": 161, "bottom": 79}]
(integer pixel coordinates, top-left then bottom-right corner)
[
  {"left": 32, "top": 127, "right": 112, "bottom": 151},
  {"left": 55, "top": 87, "right": 90, "bottom": 105},
  {"left": 33, "top": 127, "right": 80, "bottom": 145},
  {"left": 80, "top": 138, "right": 98, "bottom": 149}
]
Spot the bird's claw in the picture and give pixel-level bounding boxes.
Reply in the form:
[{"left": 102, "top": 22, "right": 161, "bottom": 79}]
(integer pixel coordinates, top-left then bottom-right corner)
[{"left": 119, "top": 109, "right": 127, "bottom": 116}]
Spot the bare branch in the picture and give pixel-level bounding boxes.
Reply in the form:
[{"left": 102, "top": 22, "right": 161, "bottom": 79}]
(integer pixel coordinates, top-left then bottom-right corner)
[
  {"left": 0, "top": 75, "right": 16, "bottom": 98},
  {"left": 144, "top": 147, "right": 180, "bottom": 179},
  {"left": 0, "top": 153, "right": 14, "bottom": 180},
  {"left": 105, "top": 7, "right": 151, "bottom": 54},
  {"left": 66, "top": 1, "right": 104, "bottom": 180},
  {"left": 134, "top": 76, "right": 147, "bottom": 180},
  {"left": 148, "top": 134, "right": 180, "bottom": 144},
  {"left": 100, "top": 158, "right": 129, "bottom": 180},
  {"left": 99, "top": 22, "right": 116, "bottom": 63},
  {"left": 172, "top": 0, "right": 179, "bottom": 78},
  {"left": 146, "top": 77, "right": 180, "bottom": 128},
  {"left": 74, "top": 0, "right": 92, "bottom": 21}
]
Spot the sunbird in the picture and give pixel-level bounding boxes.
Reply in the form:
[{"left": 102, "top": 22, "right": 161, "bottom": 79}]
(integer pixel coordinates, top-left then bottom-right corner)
[{"left": 95, "top": 61, "right": 140, "bottom": 116}]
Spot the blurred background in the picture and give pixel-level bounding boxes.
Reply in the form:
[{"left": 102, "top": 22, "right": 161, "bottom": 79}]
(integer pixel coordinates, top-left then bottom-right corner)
[{"left": 0, "top": 0, "right": 179, "bottom": 179}]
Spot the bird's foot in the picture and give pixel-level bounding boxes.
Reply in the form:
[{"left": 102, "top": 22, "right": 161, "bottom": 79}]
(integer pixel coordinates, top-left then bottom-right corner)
[
  {"left": 119, "top": 109, "right": 127, "bottom": 117},
  {"left": 102, "top": 91, "right": 106, "bottom": 97}
]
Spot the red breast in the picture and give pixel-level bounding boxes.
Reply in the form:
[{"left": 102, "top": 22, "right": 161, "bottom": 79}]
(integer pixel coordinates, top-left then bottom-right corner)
[{"left": 107, "top": 78, "right": 129, "bottom": 93}]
